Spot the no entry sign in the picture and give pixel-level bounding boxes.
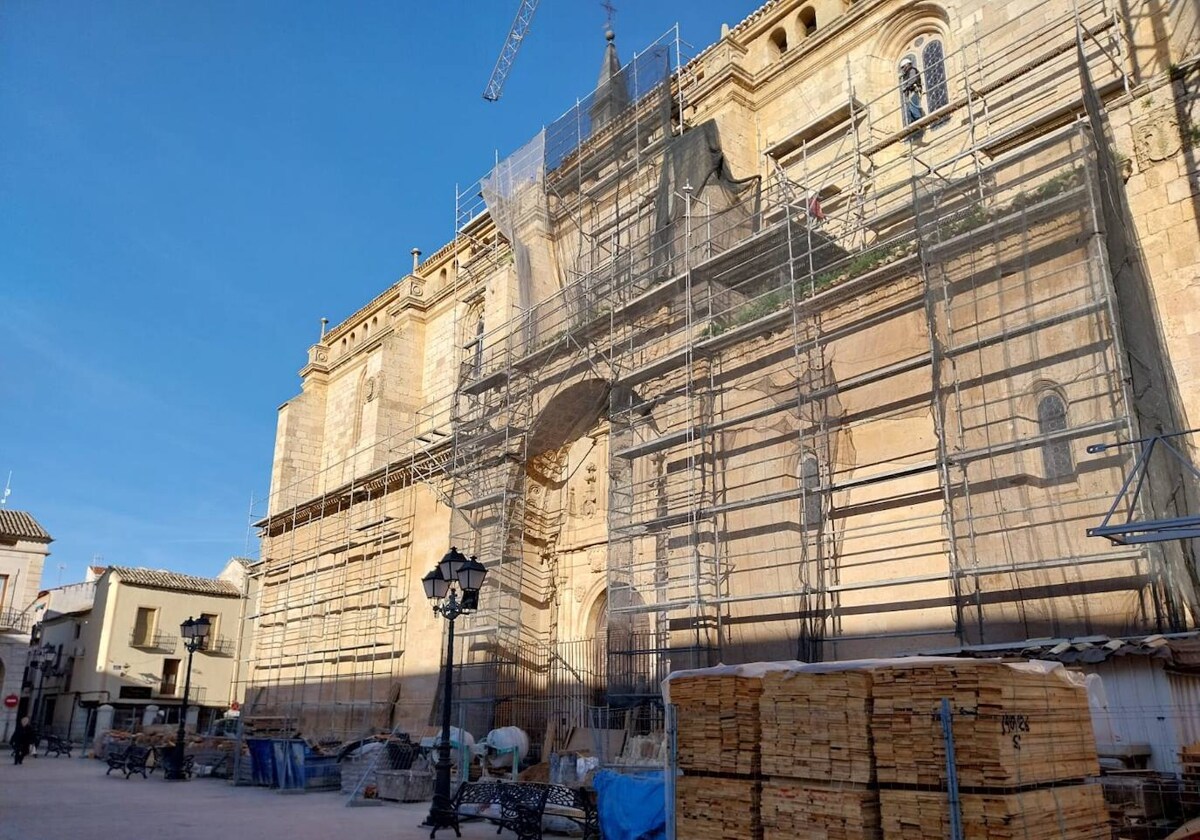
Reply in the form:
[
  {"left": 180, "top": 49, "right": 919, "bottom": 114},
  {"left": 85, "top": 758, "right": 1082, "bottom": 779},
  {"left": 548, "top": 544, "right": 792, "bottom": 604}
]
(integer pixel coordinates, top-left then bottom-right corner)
[{"left": 3, "top": 694, "right": 18, "bottom": 709}]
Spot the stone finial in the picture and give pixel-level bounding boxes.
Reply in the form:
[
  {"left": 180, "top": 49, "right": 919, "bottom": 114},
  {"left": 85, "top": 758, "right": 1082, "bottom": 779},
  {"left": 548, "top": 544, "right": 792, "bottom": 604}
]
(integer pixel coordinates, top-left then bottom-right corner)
[{"left": 411, "top": 248, "right": 422, "bottom": 274}]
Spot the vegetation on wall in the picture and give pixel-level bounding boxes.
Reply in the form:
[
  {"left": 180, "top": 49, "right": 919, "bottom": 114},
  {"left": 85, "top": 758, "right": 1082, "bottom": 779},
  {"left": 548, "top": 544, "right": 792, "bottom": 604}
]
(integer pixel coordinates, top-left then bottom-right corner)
[{"left": 700, "top": 166, "right": 1084, "bottom": 339}]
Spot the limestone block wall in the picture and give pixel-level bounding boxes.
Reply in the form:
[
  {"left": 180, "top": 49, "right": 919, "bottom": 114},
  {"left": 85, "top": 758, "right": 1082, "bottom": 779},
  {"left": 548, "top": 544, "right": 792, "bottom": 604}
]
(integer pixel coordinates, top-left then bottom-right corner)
[{"left": 1109, "top": 76, "right": 1200, "bottom": 433}]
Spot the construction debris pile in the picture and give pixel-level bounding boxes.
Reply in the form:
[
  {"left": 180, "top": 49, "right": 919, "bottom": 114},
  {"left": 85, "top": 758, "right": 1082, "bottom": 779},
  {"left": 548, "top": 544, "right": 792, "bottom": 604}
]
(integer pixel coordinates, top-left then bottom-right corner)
[{"left": 668, "top": 658, "right": 1109, "bottom": 840}]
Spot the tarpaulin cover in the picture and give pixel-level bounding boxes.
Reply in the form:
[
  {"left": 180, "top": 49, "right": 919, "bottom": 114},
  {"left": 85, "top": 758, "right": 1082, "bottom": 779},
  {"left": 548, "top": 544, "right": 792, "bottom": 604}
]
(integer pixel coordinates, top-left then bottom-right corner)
[
  {"left": 594, "top": 769, "right": 666, "bottom": 840},
  {"left": 661, "top": 656, "right": 1084, "bottom": 703},
  {"left": 246, "top": 737, "right": 275, "bottom": 787}
]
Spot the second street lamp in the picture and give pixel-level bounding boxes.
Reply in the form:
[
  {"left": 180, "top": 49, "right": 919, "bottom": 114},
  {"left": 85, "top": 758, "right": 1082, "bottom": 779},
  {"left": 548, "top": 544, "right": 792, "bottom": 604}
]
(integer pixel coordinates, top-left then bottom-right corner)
[
  {"left": 422, "top": 548, "right": 488, "bottom": 837},
  {"left": 29, "top": 643, "right": 56, "bottom": 739},
  {"left": 165, "top": 615, "right": 210, "bottom": 781}
]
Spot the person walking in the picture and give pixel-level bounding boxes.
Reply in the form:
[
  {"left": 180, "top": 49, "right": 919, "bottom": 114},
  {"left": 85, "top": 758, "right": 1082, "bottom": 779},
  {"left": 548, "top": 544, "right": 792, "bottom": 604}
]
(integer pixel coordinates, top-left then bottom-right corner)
[{"left": 10, "top": 716, "right": 34, "bottom": 765}]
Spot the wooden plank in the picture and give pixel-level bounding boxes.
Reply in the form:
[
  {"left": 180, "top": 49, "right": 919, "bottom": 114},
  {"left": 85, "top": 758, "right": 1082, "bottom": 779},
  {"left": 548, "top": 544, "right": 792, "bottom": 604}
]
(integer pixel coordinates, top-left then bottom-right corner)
[
  {"left": 871, "top": 662, "right": 1099, "bottom": 788},
  {"left": 673, "top": 675, "right": 763, "bottom": 776},
  {"left": 880, "top": 784, "right": 1110, "bottom": 839},
  {"left": 762, "top": 778, "right": 880, "bottom": 840},
  {"left": 677, "top": 774, "right": 762, "bottom": 840},
  {"left": 760, "top": 669, "right": 875, "bottom": 784}
]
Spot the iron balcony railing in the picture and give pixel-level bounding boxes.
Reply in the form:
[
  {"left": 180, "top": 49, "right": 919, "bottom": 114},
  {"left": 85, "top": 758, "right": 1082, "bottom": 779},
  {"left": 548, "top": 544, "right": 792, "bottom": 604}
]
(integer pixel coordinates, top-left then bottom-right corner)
[
  {"left": 0, "top": 608, "right": 33, "bottom": 633},
  {"left": 198, "top": 636, "right": 236, "bottom": 656},
  {"left": 129, "top": 630, "right": 177, "bottom": 652}
]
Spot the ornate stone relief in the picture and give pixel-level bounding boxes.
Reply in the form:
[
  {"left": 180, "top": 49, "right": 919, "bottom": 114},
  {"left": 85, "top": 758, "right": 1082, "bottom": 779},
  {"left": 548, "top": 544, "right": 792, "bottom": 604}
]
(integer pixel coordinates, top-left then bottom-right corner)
[
  {"left": 582, "top": 463, "right": 598, "bottom": 518},
  {"left": 1133, "top": 114, "right": 1182, "bottom": 167}
]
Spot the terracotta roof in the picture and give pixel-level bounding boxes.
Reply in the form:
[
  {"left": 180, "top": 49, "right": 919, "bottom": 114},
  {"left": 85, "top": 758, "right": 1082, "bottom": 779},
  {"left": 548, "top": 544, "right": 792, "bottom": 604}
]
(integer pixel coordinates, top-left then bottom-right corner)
[
  {"left": 928, "top": 632, "right": 1200, "bottom": 668},
  {"left": 108, "top": 566, "right": 241, "bottom": 598},
  {"left": 0, "top": 510, "right": 52, "bottom": 543}
]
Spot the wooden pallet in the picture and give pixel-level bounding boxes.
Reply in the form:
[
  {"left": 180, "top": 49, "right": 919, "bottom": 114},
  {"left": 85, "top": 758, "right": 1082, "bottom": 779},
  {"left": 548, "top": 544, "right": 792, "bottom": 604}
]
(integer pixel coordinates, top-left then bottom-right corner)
[
  {"left": 762, "top": 777, "right": 881, "bottom": 840},
  {"left": 879, "top": 783, "right": 1110, "bottom": 839},
  {"left": 677, "top": 774, "right": 762, "bottom": 840},
  {"left": 672, "top": 675, "right": 763, "bottom": 776},
  {"left": 761, "top": 669, "right": 875, "bottom": 784},
  {"left": 872, "top": 662, "right": 1099, "bottom": 788}
]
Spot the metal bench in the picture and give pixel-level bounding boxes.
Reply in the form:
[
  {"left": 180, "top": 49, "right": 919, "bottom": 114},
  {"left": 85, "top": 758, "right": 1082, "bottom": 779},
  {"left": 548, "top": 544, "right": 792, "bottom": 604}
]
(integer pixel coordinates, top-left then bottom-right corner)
[
  {"left": 105, "top": 744, "right": 151, "bottom": 779},
  {"left": 449, "top": 781, "right": 597, "bottom": 840},
  {"left": 43, "top": 735, "right": 72, "bottom": 757},
  {"left": 451, "top": 780, "right": 547, "bottom": 840},
  {"left": 542, "top": 784, "right": 598, "bottom": 840}
]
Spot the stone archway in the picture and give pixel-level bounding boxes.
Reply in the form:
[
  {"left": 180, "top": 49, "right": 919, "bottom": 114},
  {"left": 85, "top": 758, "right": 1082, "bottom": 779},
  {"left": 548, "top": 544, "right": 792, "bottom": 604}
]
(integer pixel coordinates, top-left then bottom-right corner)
[{"left": 528, "top": 379, "right": 611, "bottom": 457}]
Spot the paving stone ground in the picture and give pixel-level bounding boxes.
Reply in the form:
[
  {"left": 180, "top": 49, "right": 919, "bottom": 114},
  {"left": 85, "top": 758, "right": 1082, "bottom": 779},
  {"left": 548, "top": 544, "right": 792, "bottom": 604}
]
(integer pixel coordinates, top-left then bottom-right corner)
[{"left": 0, "top": 753, "right": 500, "bottom": 840}]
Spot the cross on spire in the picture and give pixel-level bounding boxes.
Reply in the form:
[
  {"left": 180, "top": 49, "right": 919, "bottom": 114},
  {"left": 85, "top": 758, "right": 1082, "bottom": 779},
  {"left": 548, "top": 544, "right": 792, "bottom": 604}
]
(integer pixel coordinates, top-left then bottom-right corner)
[{"left": 601, "top": 0, "right": 617, "bottom": 33}]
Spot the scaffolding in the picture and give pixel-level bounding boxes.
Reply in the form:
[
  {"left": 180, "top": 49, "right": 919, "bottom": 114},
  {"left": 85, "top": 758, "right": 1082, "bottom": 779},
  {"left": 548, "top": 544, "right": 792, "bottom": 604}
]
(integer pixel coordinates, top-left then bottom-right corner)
[{"left": 242, "top": 0, "right": 1198, "bottom": 752}]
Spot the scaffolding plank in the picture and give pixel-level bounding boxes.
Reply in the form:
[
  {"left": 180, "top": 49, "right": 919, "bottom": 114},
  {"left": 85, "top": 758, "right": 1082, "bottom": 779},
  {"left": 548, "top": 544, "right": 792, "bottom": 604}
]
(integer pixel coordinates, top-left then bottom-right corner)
[
  {"left": 613, "top": 428, "right": 695, "bottom": 460},
  {"left": 460, "top": 368, "right": 510, "bottom": 396}
]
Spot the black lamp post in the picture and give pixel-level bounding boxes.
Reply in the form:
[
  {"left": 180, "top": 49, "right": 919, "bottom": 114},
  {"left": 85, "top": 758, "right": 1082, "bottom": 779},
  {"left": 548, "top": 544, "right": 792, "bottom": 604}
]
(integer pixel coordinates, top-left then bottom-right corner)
[
  {"left": 422, "top": 547, "right": 488, "bottom": 838},
  {"left": 165, "top": 615, "right": 210, "bottom": 781},
  {"left": 29, "top": 643, "right": 56, "bottom": 737}
]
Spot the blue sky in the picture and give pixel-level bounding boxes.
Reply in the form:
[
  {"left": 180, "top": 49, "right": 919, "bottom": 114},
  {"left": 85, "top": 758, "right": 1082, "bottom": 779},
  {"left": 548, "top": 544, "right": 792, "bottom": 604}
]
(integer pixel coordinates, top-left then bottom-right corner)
[{"left": 1, "top": 1, "right": 759, "bottom": 589}]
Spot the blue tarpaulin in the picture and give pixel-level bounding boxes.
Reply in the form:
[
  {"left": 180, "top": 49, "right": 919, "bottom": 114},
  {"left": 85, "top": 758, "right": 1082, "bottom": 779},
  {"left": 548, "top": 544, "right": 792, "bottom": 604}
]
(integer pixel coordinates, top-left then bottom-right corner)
[{"left": 594, "top": 769, "right": 666, "bottom": 840}]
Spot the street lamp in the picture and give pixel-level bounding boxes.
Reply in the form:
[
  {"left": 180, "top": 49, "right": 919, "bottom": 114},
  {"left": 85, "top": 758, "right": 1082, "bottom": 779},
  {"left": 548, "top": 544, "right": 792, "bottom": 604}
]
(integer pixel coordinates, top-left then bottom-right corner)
[
  {"left": 422, "top": 547, "right": 488, "bottom": 837},
  {"left": 165, "top": 615, "right": 210, "bottom": 781},
  {"left": 29, "top": 643, "right": 56, "bottom": 737}
]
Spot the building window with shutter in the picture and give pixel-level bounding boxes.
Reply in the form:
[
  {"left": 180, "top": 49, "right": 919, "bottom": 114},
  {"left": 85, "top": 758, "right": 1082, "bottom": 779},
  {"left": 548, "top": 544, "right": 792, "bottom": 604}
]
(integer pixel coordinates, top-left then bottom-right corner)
[{"left": 133, "top": 607, "right": 157, "bottom": 646}]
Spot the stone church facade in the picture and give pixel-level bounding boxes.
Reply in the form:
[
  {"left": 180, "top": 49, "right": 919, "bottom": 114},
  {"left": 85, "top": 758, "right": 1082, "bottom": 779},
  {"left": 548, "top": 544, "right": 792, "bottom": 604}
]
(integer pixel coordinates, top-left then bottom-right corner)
[{"left": 246, "top": 0, "right": 1200, "bottom": 745}]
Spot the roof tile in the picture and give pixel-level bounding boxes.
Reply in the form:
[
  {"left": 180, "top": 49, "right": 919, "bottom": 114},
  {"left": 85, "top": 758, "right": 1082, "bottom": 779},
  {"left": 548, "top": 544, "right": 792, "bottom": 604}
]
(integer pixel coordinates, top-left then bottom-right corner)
[
  {"left": 108, "top": 566, "right": 241, "bottom": 598},
  {"left": 0, "top": 510, "right": 52, "bottom": 543}
]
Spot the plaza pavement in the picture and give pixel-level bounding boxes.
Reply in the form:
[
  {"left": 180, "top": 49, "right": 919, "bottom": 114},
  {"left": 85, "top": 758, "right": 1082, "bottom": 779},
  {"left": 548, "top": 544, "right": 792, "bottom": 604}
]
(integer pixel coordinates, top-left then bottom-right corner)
[{"left": 0, "top": 753, "right": 500, "bottom": 840}]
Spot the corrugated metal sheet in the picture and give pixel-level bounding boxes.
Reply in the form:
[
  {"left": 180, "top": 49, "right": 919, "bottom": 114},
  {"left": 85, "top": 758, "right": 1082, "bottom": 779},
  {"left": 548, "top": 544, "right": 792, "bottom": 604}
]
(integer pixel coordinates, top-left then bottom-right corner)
[
  {"left": 1168, "top": 670, "right": 1200, "bottom": 752},
  {"left": 1091, "top": 658, "right": 1179, "bottom": 774}
]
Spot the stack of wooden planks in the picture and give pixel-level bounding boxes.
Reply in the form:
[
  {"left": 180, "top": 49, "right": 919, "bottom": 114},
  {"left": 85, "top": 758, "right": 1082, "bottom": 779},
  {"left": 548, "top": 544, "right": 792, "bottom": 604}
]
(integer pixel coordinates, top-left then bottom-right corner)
[
  {"left": 872, "top": 661, "right": 1099, "bottom": 788},
  {"left": 672, "top": 674, "right": 763, "bottom": 776},
  {"left": 670, "top": 660, "right": 1105, "bottom": 840},
  {"left": 760, "top": 668, "right": 880, "bottom": 839},
  {"left": 762, "top": 777, "right": 880, "bottom": 840},
  {"left": 676, "top": 774, "right": 762, "bottom": 840},
  {"left": 760, "top": 669, "right": 874, "bottom": 783},
  {"left": 879, "top": 785, "right": 1110, "bottom": 840}
]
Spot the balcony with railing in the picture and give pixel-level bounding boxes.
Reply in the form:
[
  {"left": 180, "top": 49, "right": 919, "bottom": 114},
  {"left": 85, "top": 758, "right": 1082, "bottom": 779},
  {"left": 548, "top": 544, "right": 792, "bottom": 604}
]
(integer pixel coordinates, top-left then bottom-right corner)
[
  {"left": 0, "top": 608, "right": 33, "bottom": 634},
  {"left": 154, "top": 682, "right": 206, "bottom": 702},
  {"left": 129, "top": 630, "right": 177, "bottom": 652},
  {"left": 198, "top": 636, "right": 236, "bottom": 657}
]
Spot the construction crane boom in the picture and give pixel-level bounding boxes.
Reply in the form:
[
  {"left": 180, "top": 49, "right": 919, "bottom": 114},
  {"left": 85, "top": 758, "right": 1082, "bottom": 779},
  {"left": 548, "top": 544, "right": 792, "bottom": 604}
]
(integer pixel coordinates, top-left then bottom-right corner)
[{"left": 483, "top": 0, "right": 541, "bottom": 102}]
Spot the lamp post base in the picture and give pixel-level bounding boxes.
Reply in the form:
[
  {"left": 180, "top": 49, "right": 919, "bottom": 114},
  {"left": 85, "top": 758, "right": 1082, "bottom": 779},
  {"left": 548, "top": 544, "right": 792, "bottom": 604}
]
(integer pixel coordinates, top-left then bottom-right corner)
[{"left": 422, "top": 795, "right": 461, "bottom": 839}]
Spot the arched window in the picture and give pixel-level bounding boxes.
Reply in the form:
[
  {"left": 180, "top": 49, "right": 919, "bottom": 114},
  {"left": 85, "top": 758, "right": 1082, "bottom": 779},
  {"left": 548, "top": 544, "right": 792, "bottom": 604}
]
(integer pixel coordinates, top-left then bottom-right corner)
[
  {"left": 463, "top": 303, "right": 485, "bottom": 376},
  {"left": 922, "top": 39, "right": 949, "bottom": 115},
  {"left": 897, "top": 34, "right": 949, "bottom": 129},
  {"left": 801, "top": 454, "right": 822, "bottom": 531},
  {"left": 1037, "top": 393, "right": 1073, "bottom": 479},
  {"left": 770, "top": 27, "right": 788, "bottom": 57},
  {"left": 799, "top": 7, "right": 817, "bottom": 37}
]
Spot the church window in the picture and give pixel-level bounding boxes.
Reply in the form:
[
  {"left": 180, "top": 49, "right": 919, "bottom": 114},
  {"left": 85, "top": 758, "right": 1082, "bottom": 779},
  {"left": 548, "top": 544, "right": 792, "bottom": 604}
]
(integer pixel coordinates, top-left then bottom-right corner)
[
  {"left": 922, "top": 39, "right": 949, "bottom": 115},
  {"left": 463, "top": 305, "right": 485, "bottom": 376},
  {"left": 770, "top": 28, "right": 788, "bottom": 57},
  {"left": 799, "top": 7, "right": 817, "bottom": 37},
  {"left": 1037, "top": 392, "right": 1073, "bottom": 479},
  {"left": 898, "top": 34, "right": 949, "bottom": 129},
  {"left": 801, "top": 454, "right": 823, "bottom": 531}
]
